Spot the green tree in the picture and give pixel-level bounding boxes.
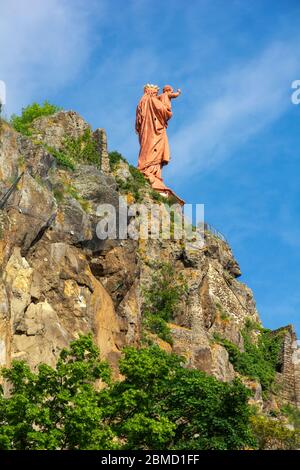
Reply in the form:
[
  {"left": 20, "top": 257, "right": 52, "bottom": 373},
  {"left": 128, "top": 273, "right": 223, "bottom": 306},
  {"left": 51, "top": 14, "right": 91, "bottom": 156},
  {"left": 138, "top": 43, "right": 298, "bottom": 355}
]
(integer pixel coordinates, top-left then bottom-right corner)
[
  {"left": 105, "top": 345, "right": 255, "bottom": 450},
  {"left": 0, "top": 335, "right": 116, "bottom": 450},
  {"left": 0, "top": 336, "right": 256, "bottom": 450}
]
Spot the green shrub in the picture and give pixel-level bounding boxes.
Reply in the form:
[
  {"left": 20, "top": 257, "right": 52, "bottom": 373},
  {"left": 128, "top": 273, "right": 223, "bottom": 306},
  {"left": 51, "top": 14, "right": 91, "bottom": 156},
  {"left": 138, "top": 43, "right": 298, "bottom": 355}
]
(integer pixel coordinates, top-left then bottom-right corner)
[
  {"left": 142, "top": 263, "right": 188, "bottom": 344},
  {"left": 282, "top": 404, "right": 300, "bottom": 430},
  {"left": 64, "top": 184, "right": 91, "bottom": 212},
  {"left": 215, "top": 302, "right": 230, "bottom": 321},
  {"left": 116, "top": 177, "right": 144, "bottom": 203},
  {"left": 111, "top": 345, "right": 255, "bottom": 450},
  {"left": 110, "top": 151, "right": 148, "bottom": 202},
  {"left": 128, "top": 164, "right": 147, "bottom": 187},
  {"left": 143, "top": 315, "right": 174, "bottom": 345},
  {"left": 251, "top": 414, "right": 300, "bottom": 450},
  {"left": 53, "top": 187, "right": 65, "bottom": 203},
  {"left": 46, "top": 129, "right": 99, "bottom": 171},
  {"left": 46, "top": 146, "right": 76, "bottom": 170},
  {"left": 0, "top": 335, "right": 114, "bottom": 450},
  {"left": 10, "top": 101, "right": 61, "bottom": 136},
  {"left": 215, "top": 322, "right": 285, "bottom": 395},
  {"left": 108, "top": 151, "right": 127, "bottom": 171},
  {"left": 109, "top": 151, "right": 178, "bottom": 205},
  {"left": 63, "top": 129, "right": 99, "bottom": 166},
  {"left": 150, "top": 190, "right": 165, "bottom": 203}
]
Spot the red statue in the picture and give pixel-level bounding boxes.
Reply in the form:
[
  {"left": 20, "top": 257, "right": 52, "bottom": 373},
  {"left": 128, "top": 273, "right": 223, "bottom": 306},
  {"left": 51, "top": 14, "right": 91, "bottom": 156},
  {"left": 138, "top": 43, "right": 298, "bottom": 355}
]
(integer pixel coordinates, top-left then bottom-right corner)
[{"left": 135, "top": 83, "right": 184, "bottom": 204}]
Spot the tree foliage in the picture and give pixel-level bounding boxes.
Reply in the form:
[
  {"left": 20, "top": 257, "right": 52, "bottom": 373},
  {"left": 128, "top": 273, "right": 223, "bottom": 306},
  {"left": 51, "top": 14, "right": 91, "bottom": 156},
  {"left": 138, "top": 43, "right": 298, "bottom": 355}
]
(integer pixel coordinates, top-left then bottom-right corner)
[
  {"left": 0, "top": 335, "right": 114, "bottom": 450},
  {"left": 10, "top": 101, "right": 61, "bottom": 136},
  {"left": 112, "top": 346, "right": 254, "bottom": 450},
  {"left": 0, "top": 335, "right": 255, "bottom": 450}
]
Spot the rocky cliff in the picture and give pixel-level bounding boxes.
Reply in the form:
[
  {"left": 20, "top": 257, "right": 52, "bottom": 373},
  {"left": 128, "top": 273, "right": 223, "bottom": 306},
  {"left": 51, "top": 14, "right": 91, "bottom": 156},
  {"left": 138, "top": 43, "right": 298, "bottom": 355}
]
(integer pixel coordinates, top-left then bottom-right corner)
[{"left": 0, "top": 110, "right": 299, "bottom": 409}]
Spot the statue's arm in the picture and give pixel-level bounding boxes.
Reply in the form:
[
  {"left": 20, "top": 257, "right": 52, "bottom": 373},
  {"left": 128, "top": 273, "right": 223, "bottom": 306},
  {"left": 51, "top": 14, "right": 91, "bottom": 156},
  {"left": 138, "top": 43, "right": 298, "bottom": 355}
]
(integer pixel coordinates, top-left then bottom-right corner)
[{"left": 170, "top": 89, "right": 181, "bottom": 99}]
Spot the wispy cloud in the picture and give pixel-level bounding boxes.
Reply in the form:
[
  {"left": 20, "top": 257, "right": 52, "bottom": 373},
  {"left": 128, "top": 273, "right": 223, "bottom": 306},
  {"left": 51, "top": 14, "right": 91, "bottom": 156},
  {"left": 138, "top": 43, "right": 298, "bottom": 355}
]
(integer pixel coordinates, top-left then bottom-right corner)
[
  {"left": 0, "top": 0, "right": 104, "bottom": 113},
  {"left": 169, "top": 40, "right": 299, "bottom": 177}
]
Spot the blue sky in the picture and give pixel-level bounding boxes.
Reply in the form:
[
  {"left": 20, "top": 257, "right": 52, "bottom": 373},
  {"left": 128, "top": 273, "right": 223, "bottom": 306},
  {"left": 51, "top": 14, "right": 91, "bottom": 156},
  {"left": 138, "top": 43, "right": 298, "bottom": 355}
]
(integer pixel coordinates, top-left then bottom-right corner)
[{"left": 1, "top": 0, "right": 300, "bottom": 335}]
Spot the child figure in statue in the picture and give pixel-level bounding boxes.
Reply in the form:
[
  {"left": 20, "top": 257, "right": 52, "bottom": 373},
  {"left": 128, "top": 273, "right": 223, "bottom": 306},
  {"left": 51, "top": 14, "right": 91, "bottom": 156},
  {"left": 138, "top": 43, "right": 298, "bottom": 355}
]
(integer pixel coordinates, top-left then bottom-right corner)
[{"left": 158, "top": 85, "right": 181, "bottom": 112}]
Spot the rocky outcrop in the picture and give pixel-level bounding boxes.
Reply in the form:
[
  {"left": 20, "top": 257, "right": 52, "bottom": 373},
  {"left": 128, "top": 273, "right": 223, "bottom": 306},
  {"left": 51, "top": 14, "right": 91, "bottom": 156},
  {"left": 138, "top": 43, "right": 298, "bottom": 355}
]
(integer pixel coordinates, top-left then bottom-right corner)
[
  {"left": 135, "top": 231, "right": 259, "bottom": 383},
  {"left": 29, "top": 110, "right": 90, "bottom": 149},
  {"left": 0, "top": 116, "right": 122, "bottom": 372},
  {"left": 0, "top": 111, "right": 299, "bottom": 409}
]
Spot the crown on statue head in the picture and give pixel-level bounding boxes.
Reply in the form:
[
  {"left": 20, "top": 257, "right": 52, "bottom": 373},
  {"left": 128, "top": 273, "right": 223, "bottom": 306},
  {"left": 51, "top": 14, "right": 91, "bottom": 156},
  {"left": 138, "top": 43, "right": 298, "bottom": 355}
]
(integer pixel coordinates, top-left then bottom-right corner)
[{"left": 144, "top": 83, "right": 160, "bottom": 92}]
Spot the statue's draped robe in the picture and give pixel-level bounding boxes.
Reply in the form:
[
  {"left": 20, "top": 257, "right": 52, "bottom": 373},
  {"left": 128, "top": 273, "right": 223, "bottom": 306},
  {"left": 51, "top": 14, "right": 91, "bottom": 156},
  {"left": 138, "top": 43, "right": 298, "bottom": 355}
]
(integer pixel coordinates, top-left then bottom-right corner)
[{"left": 136, "top": 91, "right": 172, "bottom": 191}]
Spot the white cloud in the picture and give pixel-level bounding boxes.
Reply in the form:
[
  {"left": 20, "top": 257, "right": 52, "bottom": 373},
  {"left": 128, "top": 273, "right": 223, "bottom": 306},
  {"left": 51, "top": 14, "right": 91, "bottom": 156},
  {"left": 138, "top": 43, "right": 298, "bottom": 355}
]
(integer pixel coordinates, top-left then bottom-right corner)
[
  {"left": 168, "top": 40, "right": 300, "bottom": 178},
  {"left": 0, "top": 0, "right": 104, "bottom": 113}
]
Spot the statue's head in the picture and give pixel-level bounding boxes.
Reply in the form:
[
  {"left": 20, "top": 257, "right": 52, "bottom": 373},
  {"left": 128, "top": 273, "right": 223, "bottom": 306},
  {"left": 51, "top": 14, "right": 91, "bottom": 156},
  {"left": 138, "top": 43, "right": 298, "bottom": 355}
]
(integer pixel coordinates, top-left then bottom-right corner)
[
  {"left": 144, "top": 83, "right": 159, "bottom": 95},
  {"left": 163, "top": 84, "right": 173, "bottom": 93}
]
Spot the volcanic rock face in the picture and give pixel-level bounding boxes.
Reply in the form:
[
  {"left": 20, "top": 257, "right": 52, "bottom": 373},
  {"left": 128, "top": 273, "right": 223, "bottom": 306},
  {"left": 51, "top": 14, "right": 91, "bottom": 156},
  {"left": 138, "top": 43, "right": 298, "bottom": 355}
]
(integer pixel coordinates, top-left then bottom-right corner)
[
  {"left": 0, "top": 114, "right": 123, "bottom": 373},
  {"left": 0, "top": 112, "right": 299, "bottom": 407}
]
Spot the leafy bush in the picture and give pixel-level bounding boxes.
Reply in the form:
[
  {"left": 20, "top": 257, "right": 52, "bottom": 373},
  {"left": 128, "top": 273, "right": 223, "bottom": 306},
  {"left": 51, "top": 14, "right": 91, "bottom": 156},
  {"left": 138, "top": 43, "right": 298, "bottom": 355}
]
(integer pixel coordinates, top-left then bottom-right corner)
[
  {"left": 282, "top": 404, "right": 300, "bottom": 430},
  {"left": 10, "top": 100, "right": 98, "bottom": 169},
  {"left": 10, "top": 101, "right": 61, "bottom": 136},
  {"left": 46, "top": 129, "right": 99, "bottom": 171},
  {"left": 215, "top": 321, "right": 285, "bottom": 395},
  {"left": 215, "top": 302, "right": 230, "bottom": 321},
  {"left": 109, "top": 151, "right": 148, "bottom": 202},
  {"left": 116, "top": 177, "right": 145, "bottom": 203},
  {"left": 63, "top": 129, "right": 99, "bottom": 166},
  {"left": 142, "top": 263, "right": 188, "bottom": 344},
  {"left": 46, "top": 146, "right": 76, "bottom": 170},
  {"left": 108, "top": 151, "right": 127, "bottom": 171},
  {"left": 109, "top": 151, "right": 179, "bottom": 205},
  {"left": 0, "top": 335, "right": 256, "bottom": 450},
  {"left": 143, "top": 315, "right": 173, "bottom": 345},
  {"left": 251, "top": 414, "right": 300, "bottom": 450}
]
